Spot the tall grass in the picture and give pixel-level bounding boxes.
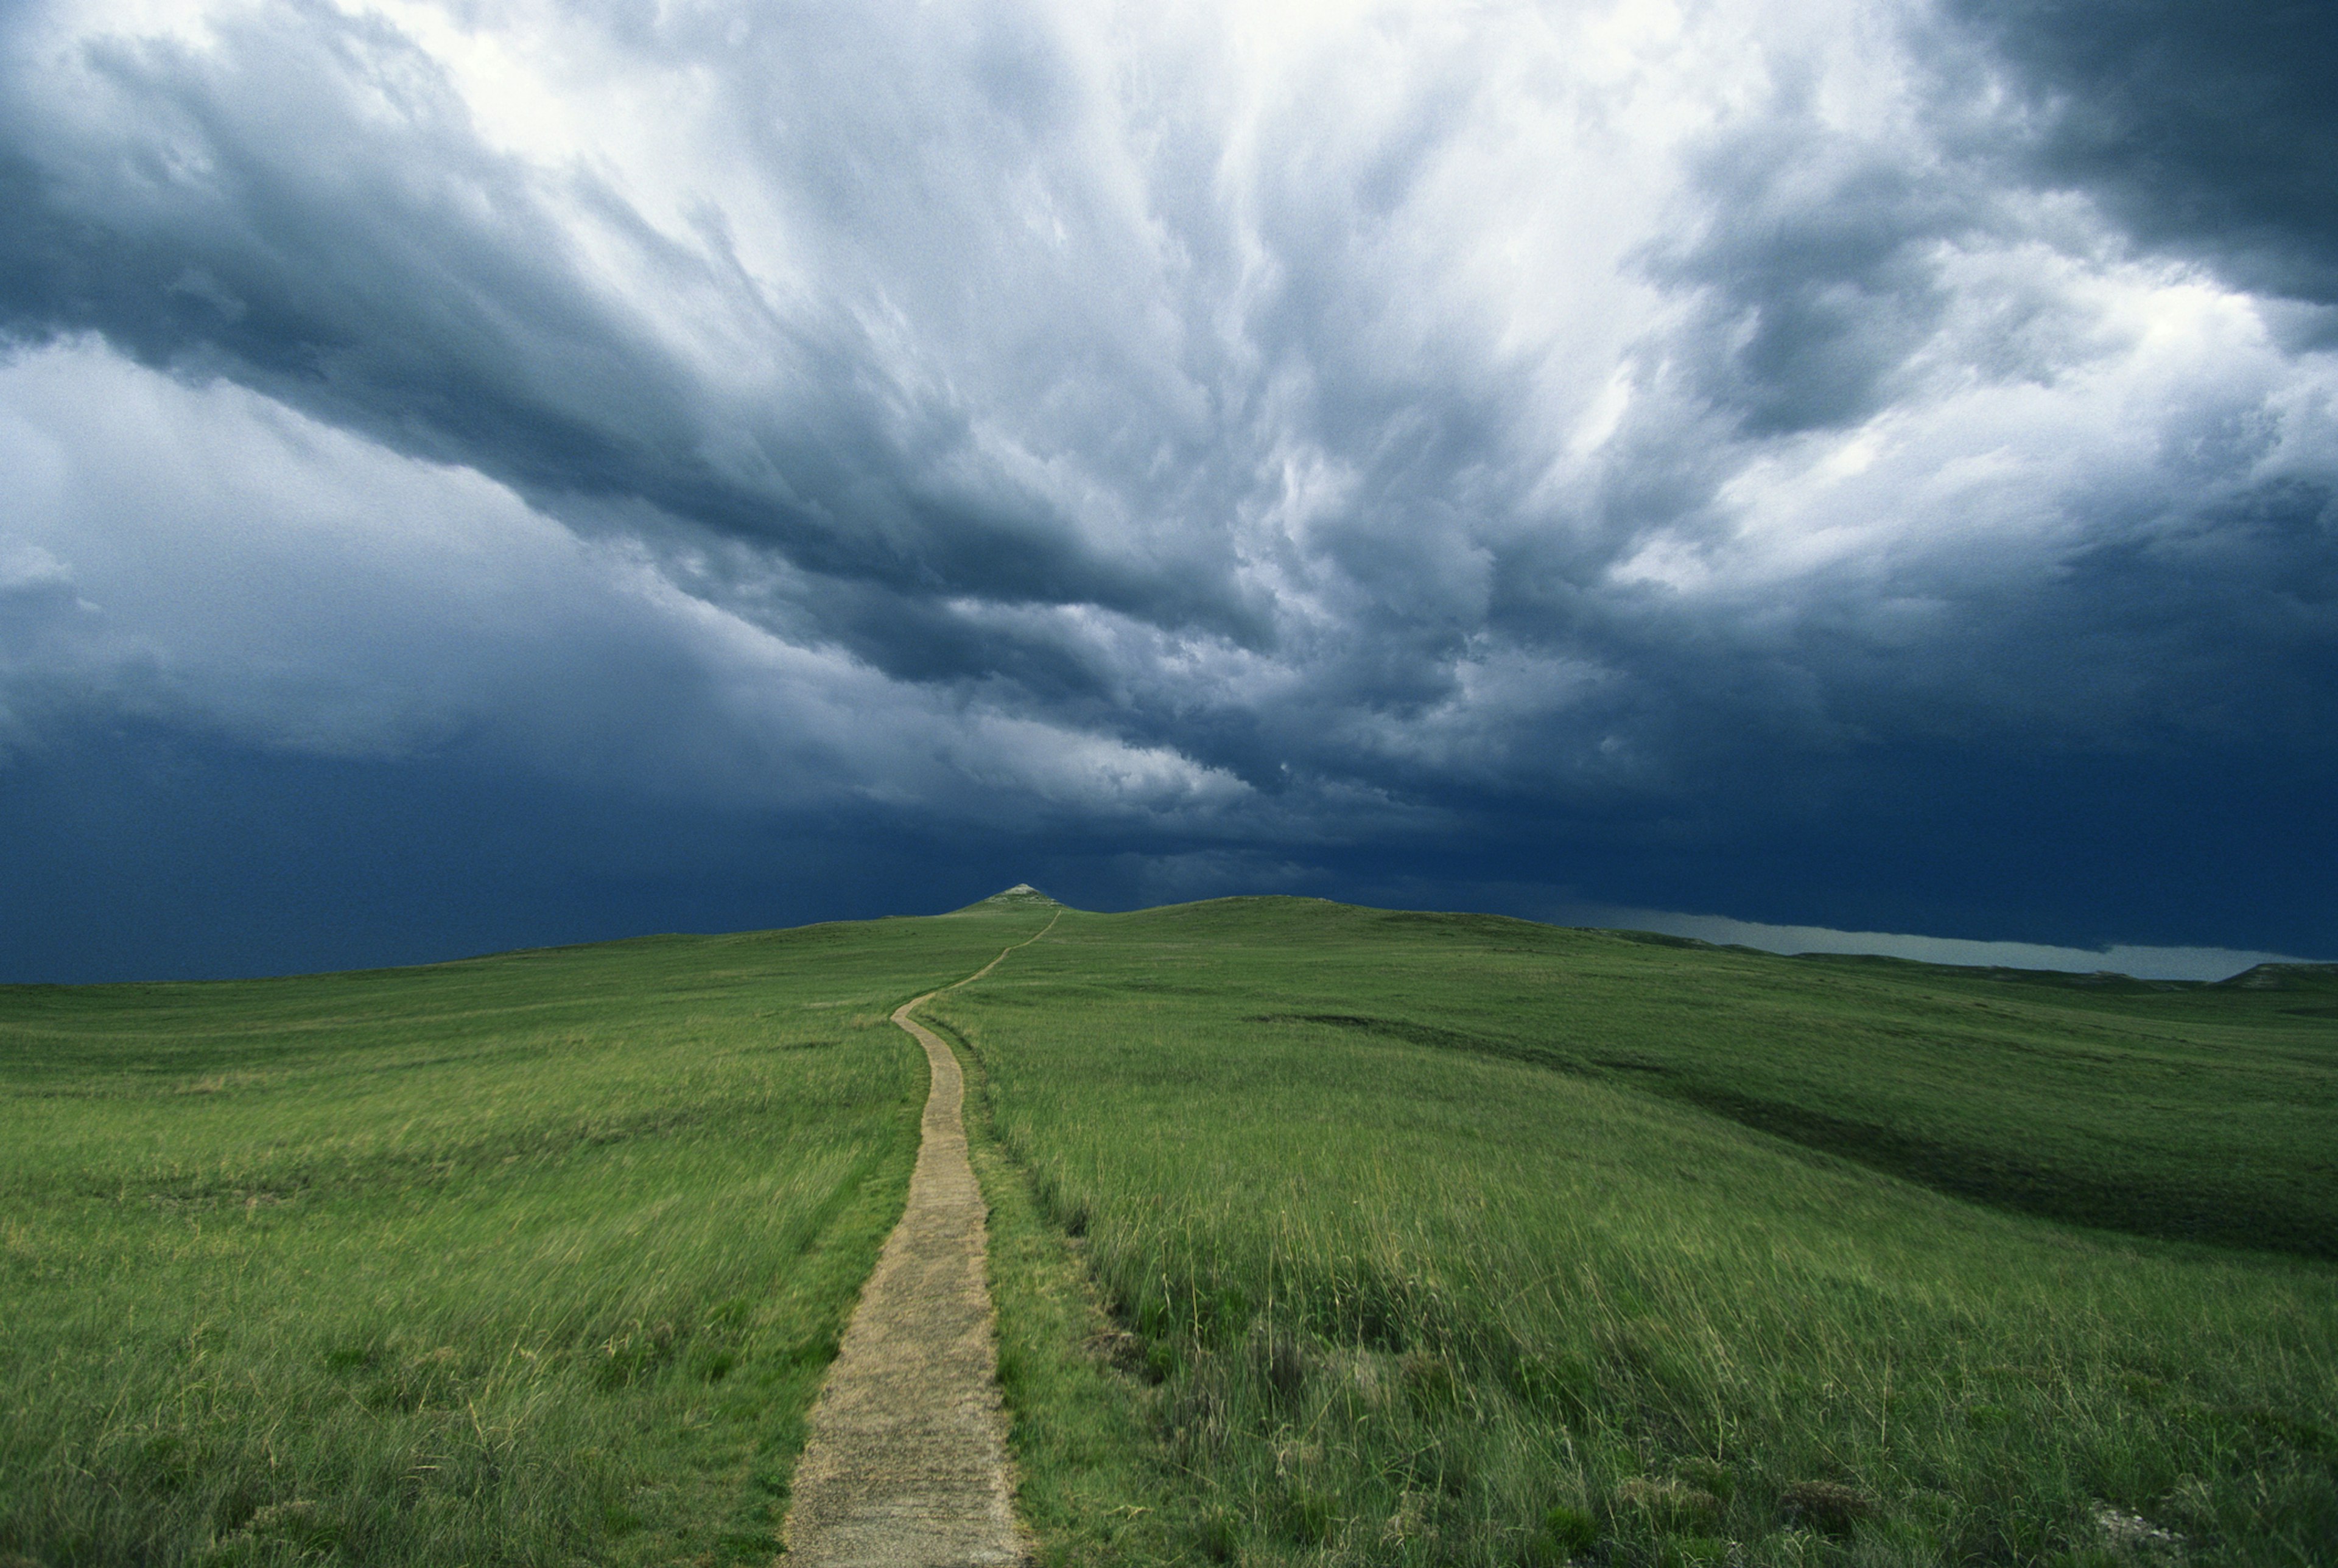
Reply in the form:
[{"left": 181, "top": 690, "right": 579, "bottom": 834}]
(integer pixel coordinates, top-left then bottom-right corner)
[
  {"left": 9, "top": 894, "right": 2328, "bottom": 1566},
  {"left": 934, "top": 900, "right": 2338, "bottom": 1566},
  {"left": 0, "top": 911, "right": 1048, "bottom": 1567}
]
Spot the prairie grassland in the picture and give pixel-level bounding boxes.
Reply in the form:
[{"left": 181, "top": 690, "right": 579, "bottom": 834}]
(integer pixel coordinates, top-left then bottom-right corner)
[
  {"left": 930, "top": 898, "right": 2338, "bottom": 1567},
  {"left": 0, "top": 909, "right": 1048, "bottom": 1568}
]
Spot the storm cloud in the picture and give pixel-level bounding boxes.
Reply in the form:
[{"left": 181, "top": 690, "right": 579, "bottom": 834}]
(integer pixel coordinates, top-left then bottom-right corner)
[{"left": 2, "top": 0, "right": 2333, "bottom": 979}]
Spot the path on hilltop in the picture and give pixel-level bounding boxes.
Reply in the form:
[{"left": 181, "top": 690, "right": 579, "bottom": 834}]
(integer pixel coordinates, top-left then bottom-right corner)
[{"left": 782, "top": 914, "right": 1058, "bottom": 1566}]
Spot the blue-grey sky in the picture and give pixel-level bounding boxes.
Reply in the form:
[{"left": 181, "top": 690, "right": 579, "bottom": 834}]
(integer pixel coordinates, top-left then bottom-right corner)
[{"left": 2, "top": 0, "right": 2333, "bottom": 982}]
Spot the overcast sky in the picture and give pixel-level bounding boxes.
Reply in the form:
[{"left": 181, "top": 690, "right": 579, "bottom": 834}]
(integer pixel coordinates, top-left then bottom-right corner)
[{"left": 3, "top": 0, "right": 2333, "bottom": 981}]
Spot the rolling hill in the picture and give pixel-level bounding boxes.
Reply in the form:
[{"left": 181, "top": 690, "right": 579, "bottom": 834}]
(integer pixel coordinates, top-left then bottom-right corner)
[{"left": 2, "top": 896, "right": 2331, "bottom": 1566}]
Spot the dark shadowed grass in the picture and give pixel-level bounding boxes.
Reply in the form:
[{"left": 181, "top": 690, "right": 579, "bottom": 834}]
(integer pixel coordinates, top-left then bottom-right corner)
[
  {"left": 932, "top": 898, "right": 2338, "bottom": 1567},
  {"left": 0, "top": 909, "right": 1050, "bottom": 1568}
]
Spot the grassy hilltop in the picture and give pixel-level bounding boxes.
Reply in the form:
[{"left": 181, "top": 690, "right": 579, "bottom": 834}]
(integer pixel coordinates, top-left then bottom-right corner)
[{"left": 3, "top": 894, "right": 2333, "bottom": 1567}]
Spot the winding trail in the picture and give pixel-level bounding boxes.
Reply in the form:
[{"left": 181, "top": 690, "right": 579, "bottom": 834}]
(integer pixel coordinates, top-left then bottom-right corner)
[{"left": 782, "top": 914, "right": 1059, "bottom": 1566}]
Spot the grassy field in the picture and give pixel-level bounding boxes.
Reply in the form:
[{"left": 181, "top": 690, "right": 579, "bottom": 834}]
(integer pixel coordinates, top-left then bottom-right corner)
[
  {"left": 927, "top": 898, "right": 2338, "bottom": 1567},
  {"left": 6, "top": 892, "right": 2333, "bottom": 1567},
  {"left": 0, "top": 906, "right": 1051, "bottom": 1567}
]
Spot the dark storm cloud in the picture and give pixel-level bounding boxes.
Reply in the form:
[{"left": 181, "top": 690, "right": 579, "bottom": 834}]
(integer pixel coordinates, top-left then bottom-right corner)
[
  {"left": 1946, "top": 0, "right": 2338, "bottom": 307},
  {"left": 2, "top": 0, "right": 2336, "bottom": 978},
  {"left": 1649, "top": 102, "right": 1985, "bottom": 436}
]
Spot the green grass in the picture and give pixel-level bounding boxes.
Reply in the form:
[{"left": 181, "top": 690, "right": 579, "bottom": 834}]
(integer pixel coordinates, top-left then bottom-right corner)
[
  {"left": 8, "top": 892, "right": 2334, "bottom": 1567},
  {"left": 929, "top": 898, "right": 2338, "bottom": 1567},
  {"left": 953, "top": 1018, "right": 1190, "bottom": 1566},
  {"left": 0, "top": 908, "right": 1051, "bottom": 1567}
]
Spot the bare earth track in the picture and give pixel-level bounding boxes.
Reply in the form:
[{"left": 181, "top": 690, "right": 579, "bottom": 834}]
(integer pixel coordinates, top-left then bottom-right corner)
[{"left": 782, "top": 915, "right": 1058, "bottom": 1566}]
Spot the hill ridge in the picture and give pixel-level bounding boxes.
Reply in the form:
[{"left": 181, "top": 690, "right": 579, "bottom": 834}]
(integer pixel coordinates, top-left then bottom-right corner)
[
  {"left": 2219, "top": 961, "right": 2338, "bottom": 990},
  {"left": 951, "top": 883, "right": 1065, "bottom": 912}
]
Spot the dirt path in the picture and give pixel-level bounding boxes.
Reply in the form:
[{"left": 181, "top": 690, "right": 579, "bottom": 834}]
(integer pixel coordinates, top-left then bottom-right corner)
[{"left": 782, "top": 915, "right": 1058, "bottom": 1566}]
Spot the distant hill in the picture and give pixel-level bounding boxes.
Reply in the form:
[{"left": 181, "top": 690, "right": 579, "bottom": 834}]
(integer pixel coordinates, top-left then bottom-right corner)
[
  {"left": 952, "top": 883, "right": 1066, "bottom": 912},
  {"left": 1782, "top": 948, "right": 2193, "bottom": 992},
  {"left": 2217, "top": 960, "right": 2338, "bottom": 991}
]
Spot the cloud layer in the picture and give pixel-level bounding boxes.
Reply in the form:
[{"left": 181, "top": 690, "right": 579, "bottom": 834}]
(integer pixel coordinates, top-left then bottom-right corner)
[{"left": 2, "top": 0, "right": 2333, "bottom": 976}]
